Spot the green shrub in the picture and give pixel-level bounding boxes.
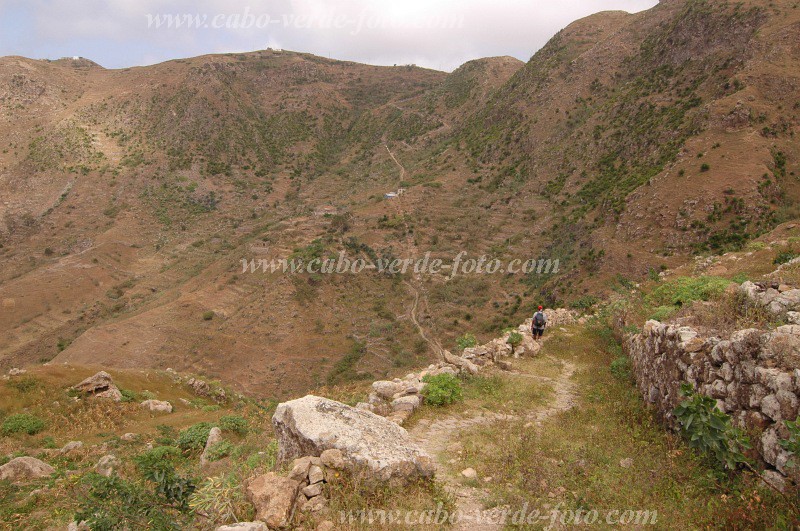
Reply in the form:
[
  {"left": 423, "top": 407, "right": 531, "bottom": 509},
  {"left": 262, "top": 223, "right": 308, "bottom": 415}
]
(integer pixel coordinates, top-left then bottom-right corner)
[
  {"left": 177, "top": 423, "right": 213, "bottom": 453},
  {"left": 6, "top": 375, "right": 40, "bottom": 393},
  {"left": 700, "top": 163, "right": 710, "bottom": 172},
  {"left": 205, "top": 441, "right": 234, "bottom": 462},
  {"left": 506, "top": 331, "right": 523, "bottom": 354},
  {"left": 421, "top": 374, "right": 463, "bottom": 406},
  {"left": 648, "top": 276, "right": 730, "bottom": 308},
  {"left": 120, "top": 389, "right": 137, "bottom": 403},
  {"left": 202, "top": 311, "right": 215, "bottom": 321},
  {"left": 218, "top": 415, "right": 248, "bottom": 436},
  {"left": 455, "top": 333, "right": 478, "bottom": 351},
  {"left": 649, "top": 305, "right": 677, "bottom": 322},
  {"left": 779, "top": 417, "right": 800, "bottom": 463},
  {"left": 673, "top": 384, "right": 750, "bottom": 470},
  {"left": 774, "top": 250, "right": 798, "bottom": 265},
  {"left": 2, "top": 413, "right": 46, "bottom": 436},
  {"left": 570, "top": 295, "right": 599, "bottom": 311}
]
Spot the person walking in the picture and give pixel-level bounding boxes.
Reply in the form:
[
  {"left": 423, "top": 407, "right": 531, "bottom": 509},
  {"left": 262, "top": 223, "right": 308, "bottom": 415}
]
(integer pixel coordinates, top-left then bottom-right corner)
[{"left": 532, "top": 306, "right": 547, "bottom": 341}]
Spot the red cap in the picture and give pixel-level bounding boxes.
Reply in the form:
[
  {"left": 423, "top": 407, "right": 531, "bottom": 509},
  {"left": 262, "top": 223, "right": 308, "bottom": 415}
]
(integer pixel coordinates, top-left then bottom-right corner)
[{"left": 538, "top": 306, "right": 543, "bottom": 310}]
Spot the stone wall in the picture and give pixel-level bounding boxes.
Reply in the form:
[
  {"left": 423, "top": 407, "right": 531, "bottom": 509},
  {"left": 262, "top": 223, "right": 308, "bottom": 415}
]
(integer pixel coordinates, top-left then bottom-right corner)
[{"left": 627, "top": 319, "right": 800, "bottom": 477}]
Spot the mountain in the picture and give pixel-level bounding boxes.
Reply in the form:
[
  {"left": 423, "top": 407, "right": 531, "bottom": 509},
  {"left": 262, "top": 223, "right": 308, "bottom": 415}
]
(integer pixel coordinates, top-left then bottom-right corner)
[{"left": 0, "top": 0, "right": 798, "bottom": 397}]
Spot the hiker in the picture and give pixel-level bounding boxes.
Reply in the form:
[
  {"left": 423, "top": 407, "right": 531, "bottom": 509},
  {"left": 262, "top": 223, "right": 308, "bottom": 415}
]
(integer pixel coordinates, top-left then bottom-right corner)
[{"left": 532, "top": 306, "right": 547, "bottom": 340}]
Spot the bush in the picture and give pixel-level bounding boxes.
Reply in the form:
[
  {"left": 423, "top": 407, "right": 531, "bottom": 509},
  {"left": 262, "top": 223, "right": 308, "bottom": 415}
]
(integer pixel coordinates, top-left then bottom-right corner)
[
  {"left": 455, "top": 333, "right": 477, "bottom": 351},
  {"left": 202, "top": 311, "right": 215, "bottom": 321},
  {"left": 570, "top": 295, "right": 599, "bottom": 311},
  {"left": 673, "top": 384, "right": 750, "bottom": 470},
  {"left": 421, "top": 374, "right": 463, "bottom": 406},
  {"left": 648, "top": 276, "right": 730, "bottom": 308},
  {"left": 120, "top": 389, "right": 137, "bottom": 403},
  {"left": 700, "top": 163, "right": 710, "bottom": 172},
  {"left": 6, "top": 376, "right": 40, "bottom": 393},
  {"left": 218, "top": 415, "right": 248, "bottom": 436},
  {"left": 774, "top": 250, "right": 798, "bottom": 266},
  {"left": 2, "top": 413, "right": 46, "bottom": 436},
  {"left": 649, "top": 305, "right": 677, "bottom": 322},
  {"left": 506, "top": 331, "right": 523, "bottom": 354},
  {"left": 205, "top": 441, "right": 234, "bottom": 462},
  {"left": 177, "top": 423, "right": 213, "bottom": 453}
]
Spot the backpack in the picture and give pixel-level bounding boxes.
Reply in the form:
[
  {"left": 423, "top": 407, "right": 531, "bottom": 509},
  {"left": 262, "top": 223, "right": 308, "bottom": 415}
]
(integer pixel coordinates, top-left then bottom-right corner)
[{"left": 533, "top": 312, "right": 545, "bottom": 327}]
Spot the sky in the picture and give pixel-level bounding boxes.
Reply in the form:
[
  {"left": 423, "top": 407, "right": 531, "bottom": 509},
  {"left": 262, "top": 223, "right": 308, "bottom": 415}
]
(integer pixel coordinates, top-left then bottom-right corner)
[{"left": 0, "top": 0, "right": 659, "bottom": 72}]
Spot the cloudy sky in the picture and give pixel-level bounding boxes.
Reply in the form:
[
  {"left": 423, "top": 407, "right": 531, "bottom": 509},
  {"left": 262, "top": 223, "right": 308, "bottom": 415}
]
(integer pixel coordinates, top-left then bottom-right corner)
[{"left": 0, "top": 0, "right": 658, "bottom": 72}]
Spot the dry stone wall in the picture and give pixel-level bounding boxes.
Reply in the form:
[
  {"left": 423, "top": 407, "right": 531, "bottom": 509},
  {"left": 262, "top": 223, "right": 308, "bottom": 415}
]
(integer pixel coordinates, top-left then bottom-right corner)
[{"left": 627, "top": 319, "right": 800, "bottom": 478}]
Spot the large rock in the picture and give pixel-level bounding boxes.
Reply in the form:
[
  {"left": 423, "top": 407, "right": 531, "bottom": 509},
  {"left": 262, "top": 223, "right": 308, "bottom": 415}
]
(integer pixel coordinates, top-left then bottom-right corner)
[
  {"left": 443, "top": 350, "right": 479, "bottom": 375},
  {"left": 71, "top": 371, "right": 122, "bottom": 401},
  {"left": 0, "top": 457, "right": 55, "bottom": 483},
  {"left": 246, "top": 472, "right": 301, "bottom": 529},
  {"left": 95, "top": 455, "right": 119, "bottom": 477},
  {"left": 272, "top": 395, "right": 434, "bottom": 483},
  {"left": 140, "top": 399, "right": 173, "bottom": 413}
]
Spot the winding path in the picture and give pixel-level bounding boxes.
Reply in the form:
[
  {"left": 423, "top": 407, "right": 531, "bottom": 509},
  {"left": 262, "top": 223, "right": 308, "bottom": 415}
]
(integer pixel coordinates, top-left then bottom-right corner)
[{"left": 409, "top": 356, "right": 577, "bottom": 529}]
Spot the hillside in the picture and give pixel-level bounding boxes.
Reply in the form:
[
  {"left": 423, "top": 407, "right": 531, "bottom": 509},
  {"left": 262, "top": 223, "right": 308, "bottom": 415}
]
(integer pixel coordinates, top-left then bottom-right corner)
[{"left": 0, "top": 0, "right": 798, "bottom": 400}]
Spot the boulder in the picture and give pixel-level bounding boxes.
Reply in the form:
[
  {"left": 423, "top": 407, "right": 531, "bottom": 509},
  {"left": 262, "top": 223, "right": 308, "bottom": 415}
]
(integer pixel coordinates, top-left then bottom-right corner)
[
  {"left": 272, "top": 395, "right": 434, "bottom": 483},
  {"left": 461, "top": 468, "right": 477, "bottom": 479},
  {"left": 0, "top": 457, "right": 55, "bottom": 483},
  {"left": 95, "top": 455, "right": 119, "bottom": 477},
  {"left": 246, "top": 472, "right": 301, "bottom": 528},
  {"left": 60, "top": 441, "right": 83, "bottom": 454},
  {"left": 372, "top": 381, "right": 403, "bottom": 400},
  {"left": 443, "top": 350, "right": 479, "bottom": 375},
  {"left": 391, "top": 395, "right": 422, "bottom": 412},
  {"left": 215, "top": 523, "right": 268, "bottom": 531},
  {"left": 71, "top": 371, "right": 122, "bottom": 401},
  {"left": 320, "top": 449, "right": 346, "bottom": 470},
  {"left": 308, "top": 464, "right": 324, "bottom": 484},
  {"left": 200, "top": 427, "right": 223, "bottom": 465},
  {"left": 140, "top": 400, "right": 173, "bottom": 413}
]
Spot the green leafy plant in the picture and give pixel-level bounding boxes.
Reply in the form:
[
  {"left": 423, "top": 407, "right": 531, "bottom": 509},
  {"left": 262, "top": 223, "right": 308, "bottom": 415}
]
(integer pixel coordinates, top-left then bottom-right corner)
[
  {"left": 2, "top": 413, "right": 46, "bottom": 436},
  {"left": 202, "top": 311, "right": 215, "bottom": 321},
  {"left": 134, "top": 446, "right": 195, "bottom": 508},
  {"left": 506, "top": 331, "right": 523, "bottom": 355},
  {"left": 218, "top": 415, "right": 248, "bottom": 436},
  {"left": 673, "top": 384, "right": 751, "bottom": 470},
  {"left": 648, "top": 276, "right": 730, "bottom": 308},
  {"left": 177, "top": 423, "right": 213, "bottom": 453},
  {"left": 421, "top": 374, "right": 463, "bottom": 406},
  {"left": 205, "top": 441, "right": 234, "bottom": 462},
  {"left": 456, "top": 333, "right": 478, "bottom": 351},
  {"left": 774, "top": 250, "right": 799, "bottom": 266},
  {"left": 779, "top": 417, "right": 800, "bottom": 467}
]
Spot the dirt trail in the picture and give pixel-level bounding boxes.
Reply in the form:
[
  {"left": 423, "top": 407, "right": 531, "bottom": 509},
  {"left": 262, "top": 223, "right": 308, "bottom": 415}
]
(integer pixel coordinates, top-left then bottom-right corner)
[{"left": 409, "top": 355, "right": 577, "bottom": 530}]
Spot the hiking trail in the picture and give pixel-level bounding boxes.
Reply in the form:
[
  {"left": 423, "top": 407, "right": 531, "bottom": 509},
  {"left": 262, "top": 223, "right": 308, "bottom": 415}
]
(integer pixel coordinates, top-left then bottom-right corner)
[{"left": 409, "top": 351, "right": 577, "bottom": 530}]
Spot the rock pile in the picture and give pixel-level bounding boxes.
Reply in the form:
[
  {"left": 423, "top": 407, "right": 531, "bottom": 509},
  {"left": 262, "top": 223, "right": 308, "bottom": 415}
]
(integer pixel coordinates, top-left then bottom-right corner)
[
  {"left": 246, "top": 449, "right": 343, "bottom": 529},
  {"left": 70, "top": 371, "right": 122, "bottom": 401},
  {"left": 359, "top": 364, "right": 457, "bottom": 424},
  {"left": 739, "top": 281, "right": 800, "bottom": 316}
]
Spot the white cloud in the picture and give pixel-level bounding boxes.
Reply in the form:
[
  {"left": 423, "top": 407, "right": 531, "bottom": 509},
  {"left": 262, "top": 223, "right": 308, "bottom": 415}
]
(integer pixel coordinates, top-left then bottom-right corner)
[{"left": 1, "top": 0, "right": 659, "bottom": 70}]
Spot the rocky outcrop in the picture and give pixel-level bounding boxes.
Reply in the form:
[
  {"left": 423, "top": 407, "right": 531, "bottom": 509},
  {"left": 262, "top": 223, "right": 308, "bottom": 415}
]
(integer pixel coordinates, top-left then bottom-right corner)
[
  {"left": 272, "top": 395, "right": 434, "bottom": 483},
  {"left": 0, "top": 456, "right": 55, "bottom": 483},
  {"left": 628, "top": 320, "right": 800, "bottom": 478},
  {"left": 71, "top": 371, "right": 122, "bottom": 401}
]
